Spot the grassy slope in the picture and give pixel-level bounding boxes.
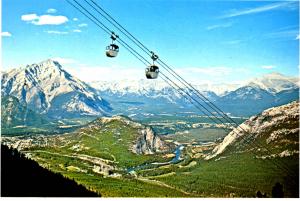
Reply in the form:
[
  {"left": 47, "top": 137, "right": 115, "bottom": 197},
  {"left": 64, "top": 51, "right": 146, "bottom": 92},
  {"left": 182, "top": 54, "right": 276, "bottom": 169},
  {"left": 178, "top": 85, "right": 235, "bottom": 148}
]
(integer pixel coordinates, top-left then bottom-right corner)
[{"left": 25, "top": 118, "right": 188, "bottom": 197}]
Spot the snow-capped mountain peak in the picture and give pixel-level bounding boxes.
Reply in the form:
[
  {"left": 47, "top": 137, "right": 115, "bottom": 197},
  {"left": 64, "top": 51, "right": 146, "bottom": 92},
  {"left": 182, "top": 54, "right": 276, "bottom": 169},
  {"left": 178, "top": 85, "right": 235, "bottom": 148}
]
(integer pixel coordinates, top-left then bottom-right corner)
[
  {"left": 246, "top": 72, "right": 299, "bottom": 94},
  {"left": 1, "top": 59, "right": 111, "bottom": 118},
  {"left": 90, "top": 79, "right": 169, "bottom": 94}
]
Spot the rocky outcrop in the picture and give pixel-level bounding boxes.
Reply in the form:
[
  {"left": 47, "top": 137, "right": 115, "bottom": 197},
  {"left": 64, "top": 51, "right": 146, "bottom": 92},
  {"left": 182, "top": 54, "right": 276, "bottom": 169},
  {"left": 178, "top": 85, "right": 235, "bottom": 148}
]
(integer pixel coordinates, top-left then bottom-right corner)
[
  {"left": 206, "top": 101, "right": 299, "bottom": 159},
  {"left": 134, "top": 127, "right": 166, "bottom": 155}
]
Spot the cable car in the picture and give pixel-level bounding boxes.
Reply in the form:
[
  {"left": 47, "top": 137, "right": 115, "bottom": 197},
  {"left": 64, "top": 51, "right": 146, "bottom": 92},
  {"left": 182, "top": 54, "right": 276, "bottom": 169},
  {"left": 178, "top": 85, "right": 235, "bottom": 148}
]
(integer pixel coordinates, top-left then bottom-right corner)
[
  {"left": 106, "top": 44, "right": 119, "bottom": 57},
  {"left": 145, "top": 51, "right": 159, "bottom": 79},
  {"left": 106, "top": 32, "right": 119, "bottom": 58},
  {"left": 145, "top": 65, "right": 159, "bottom": 79}
]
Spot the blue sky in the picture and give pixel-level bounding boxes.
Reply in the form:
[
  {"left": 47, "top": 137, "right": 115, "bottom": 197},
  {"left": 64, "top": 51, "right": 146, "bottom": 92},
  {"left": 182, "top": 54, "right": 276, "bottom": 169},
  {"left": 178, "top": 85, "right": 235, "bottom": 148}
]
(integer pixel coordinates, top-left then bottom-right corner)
[{"left": 1, "top": 0, "right": 299, "bottom": 84}]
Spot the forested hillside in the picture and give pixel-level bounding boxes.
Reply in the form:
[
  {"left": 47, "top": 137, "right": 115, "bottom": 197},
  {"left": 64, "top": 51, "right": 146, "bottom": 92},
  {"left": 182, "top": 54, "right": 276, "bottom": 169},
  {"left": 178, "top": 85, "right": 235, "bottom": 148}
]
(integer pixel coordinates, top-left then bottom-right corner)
[{"left": 1, "top": 144, "right": 100, "bottom": 197}]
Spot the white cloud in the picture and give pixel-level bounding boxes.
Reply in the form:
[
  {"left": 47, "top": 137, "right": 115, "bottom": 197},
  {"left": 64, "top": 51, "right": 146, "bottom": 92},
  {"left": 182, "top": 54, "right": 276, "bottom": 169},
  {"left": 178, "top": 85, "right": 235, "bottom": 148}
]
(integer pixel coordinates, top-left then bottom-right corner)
[
  {"left": 296, "top": 34, "right": 300, "bottom": 40},
  {"left": 1, "top": 32, "right": 12, "bottom": 37},
  {"left": 262, "top": 65, "right": 276, "bottom": 70},
  {"left": 47, "top": 8, "right": 57, "bottom": 14},
  {"left": 33, "top": 15, "right": 68, "bottom": 25},
  {"left": 52, "top": 57, "right": 77, "bottom": 65},
  {"left": 206, "top": 22, "right": 233, "bottom": 30},
  {"left": 21, "top": 13, "right": 39, "bottom": 21},
  {"left": 46, "top": 30, "right": 69, "bottom": 35},
  {"left": 73, "top": 29, "right": 82, "bottom": 33},
  {"left": 21, "top": 14, "right": 68, "bottom": 25},
  {"left": 221, "top": 1, "right": 297, "bottom": 18},
  {"left": 78, "top": 23, "right": 88, "bottom": 27},
  {"left": 73, "top": 18, "right": 78, "bottom": 21},
  {"left": 266, "top": 29, "right": 299, "bottom": 40}
]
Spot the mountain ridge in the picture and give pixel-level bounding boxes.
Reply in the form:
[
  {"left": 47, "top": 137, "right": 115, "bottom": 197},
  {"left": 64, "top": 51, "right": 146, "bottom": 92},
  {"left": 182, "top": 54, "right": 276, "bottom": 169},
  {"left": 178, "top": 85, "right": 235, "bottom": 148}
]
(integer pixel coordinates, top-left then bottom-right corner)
[{"left": 206, "top": 101, "right": 299, "bottom": 160}]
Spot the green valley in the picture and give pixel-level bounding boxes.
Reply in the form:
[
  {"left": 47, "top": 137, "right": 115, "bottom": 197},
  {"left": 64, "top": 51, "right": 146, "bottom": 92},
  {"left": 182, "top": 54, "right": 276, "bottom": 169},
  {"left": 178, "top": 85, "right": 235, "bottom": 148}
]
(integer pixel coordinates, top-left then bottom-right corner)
[{"left": 1, "top": 102, "right": 299, "bottom": 197}]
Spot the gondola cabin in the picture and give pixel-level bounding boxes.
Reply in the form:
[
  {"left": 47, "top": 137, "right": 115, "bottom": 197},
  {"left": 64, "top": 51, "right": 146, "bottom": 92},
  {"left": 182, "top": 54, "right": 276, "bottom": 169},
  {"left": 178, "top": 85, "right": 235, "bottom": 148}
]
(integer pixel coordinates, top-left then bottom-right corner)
[
  {"left": 106, "top": 44, "right": 119, "bottom": 57},
  {"left": 145, "top": 65, "right": 159, "bottom": 79}
]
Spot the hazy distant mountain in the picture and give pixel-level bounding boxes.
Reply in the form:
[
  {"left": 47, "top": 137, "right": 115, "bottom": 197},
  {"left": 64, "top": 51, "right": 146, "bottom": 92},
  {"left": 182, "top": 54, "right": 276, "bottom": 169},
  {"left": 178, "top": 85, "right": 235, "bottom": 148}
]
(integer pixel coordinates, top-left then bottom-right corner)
[
  {"left": 1, "top": 59, "right": 111, "bottom": 118},
  {"left": 90, "top": 79, "right": 226, "bottom": 99},
  {"left": 247, "top": 72, "right": 299, "bottom": 94},
  {"left": 216, "top": 86, "right": 298, "bottom": 116},
  {"left": 90, "top": 72, "right": 298, "bottom": 98},
  {"left": 89, "top": 79, "right": 220, "bottom": 116},
  {"left": 90, "top": 73, "right": 299, "bottom": 117}
]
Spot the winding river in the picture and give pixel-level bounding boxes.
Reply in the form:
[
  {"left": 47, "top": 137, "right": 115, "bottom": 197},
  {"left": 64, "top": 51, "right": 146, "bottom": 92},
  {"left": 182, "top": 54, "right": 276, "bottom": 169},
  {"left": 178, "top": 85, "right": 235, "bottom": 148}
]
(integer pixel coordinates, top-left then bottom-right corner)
[{"left": 127, "top": 145, "right": 184, "bottom": 173}]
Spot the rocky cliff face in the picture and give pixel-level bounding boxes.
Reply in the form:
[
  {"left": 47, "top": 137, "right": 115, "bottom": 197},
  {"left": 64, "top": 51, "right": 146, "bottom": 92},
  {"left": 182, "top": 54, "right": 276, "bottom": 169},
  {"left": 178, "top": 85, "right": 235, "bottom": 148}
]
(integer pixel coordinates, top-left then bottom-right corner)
[
  {"left": 134, "top": 127, "right": 165, "bottom": 155},
  {"left": 206, "top": 101, "right": 299, "bottom": 159}
]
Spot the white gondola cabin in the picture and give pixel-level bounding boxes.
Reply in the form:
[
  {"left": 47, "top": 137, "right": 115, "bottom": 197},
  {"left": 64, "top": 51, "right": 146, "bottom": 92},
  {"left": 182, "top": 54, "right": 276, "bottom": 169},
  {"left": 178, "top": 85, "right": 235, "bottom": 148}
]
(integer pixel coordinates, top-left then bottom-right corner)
[
  {"left": 145, "top": 65, "right": 159, "bottom": 79},
  {"left": 106, "top": 44, "right": 119, "bottom": 57}
]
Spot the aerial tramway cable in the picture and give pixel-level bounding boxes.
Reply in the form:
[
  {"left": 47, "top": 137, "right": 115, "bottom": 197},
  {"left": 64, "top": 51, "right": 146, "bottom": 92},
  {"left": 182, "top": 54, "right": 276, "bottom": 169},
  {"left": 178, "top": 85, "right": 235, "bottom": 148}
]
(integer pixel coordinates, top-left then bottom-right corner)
[
  {"left": 88, "top": 0, "right": 153, "bottom": 57},
  {"left": 82, "top": 0, "right": 298, "bottom": 178},
  {"left": 81, "top": 0, "right": 290, "bottom": 135},
  {"left": 83, "top": 0, "right": 250, "bottom": 126},
  {"left": 67, "top": 0, "right": 297, "bottom": 179},
  {"left": 81, "top": 0, "right": 298, "bottom": 177},
  {"left": 84, "top": 0, "right": 248, "bottom": 128},
  {"left": 69, "top": 0, "right": 151, "bottom": 66},
  {"left": 160, "top": 70, "right": 297, "bottom": 178},
  {"left": 66, "top": 0, "right": 297, "bottom": 179}
]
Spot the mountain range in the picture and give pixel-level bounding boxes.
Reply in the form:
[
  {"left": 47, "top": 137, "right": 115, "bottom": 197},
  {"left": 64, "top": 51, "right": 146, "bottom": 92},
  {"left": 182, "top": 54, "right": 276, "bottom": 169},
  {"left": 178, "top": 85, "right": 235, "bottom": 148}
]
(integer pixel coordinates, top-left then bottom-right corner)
[
  {"left": 89, "top": 72, "right": 298, "bottom": 95},
  {"left": 1, "top": 59, "right": 299, "bottom": 125},
  {"left": 90, "top": 72, "right": 299, "bottom": 117}
]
